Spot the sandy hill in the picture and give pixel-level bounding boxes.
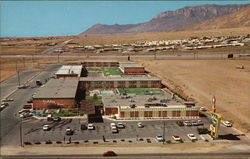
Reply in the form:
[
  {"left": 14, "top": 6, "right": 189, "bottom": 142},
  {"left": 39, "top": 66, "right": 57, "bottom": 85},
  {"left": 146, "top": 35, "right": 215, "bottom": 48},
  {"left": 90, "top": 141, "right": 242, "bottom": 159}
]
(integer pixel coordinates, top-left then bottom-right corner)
[{"left": 183, "top": 5, "right": 250, "bottom": 30}]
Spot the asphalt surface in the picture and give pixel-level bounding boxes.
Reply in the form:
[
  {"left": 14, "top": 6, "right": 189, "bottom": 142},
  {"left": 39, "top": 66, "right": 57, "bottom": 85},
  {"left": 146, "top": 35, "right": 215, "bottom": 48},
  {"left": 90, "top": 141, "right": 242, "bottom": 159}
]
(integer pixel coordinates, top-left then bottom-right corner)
[
  {"left": 0, "top": 53, "right": 249, "bottom": 60},
  {"left": 0, "top": 114, "right": 242, "bottom": 147},
  {"left": 0, "top": 64, "right": 61, "bottom": 141},
  {"left": 1, "top": 152, "right": 250, "bottom": 159},
  {"left": 0, "top": 69, "right": 40, "bottom": 100},
  {"left": 40, "top": 39, "right": 73, "bottom": 54}
]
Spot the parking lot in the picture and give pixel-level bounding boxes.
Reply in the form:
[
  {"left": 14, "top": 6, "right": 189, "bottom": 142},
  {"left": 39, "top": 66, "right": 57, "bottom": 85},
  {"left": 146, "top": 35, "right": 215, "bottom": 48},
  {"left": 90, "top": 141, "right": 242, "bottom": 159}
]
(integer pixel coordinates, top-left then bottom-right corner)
[{"left": 20, "top": 115, "right": 241, "bottom": 146}]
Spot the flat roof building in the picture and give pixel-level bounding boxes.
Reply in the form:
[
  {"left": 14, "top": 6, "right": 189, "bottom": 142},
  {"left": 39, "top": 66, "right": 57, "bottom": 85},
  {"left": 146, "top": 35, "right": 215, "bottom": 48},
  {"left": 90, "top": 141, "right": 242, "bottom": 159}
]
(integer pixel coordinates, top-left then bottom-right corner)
[
  {"left": 119, "top": 62, "right": 145, "bottom": 75},
  {"left": 101, "top": 93, "right": 199, "bottom": 119},
  {"left": 33, "top": 78, "right": 79, "bottom": 109},
  {"left": 79, "top": 75, "right": 161, "bottom": 89},
  {"left": 55, "top": 65, "right": 82, "bottom": 78}
]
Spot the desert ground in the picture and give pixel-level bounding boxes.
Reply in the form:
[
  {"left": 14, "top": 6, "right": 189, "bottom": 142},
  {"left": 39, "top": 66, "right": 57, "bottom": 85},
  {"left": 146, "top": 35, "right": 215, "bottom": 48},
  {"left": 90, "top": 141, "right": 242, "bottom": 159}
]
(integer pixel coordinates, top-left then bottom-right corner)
[
  {"left": 138, "top": 59, "right": 250, "bottom": 133},
  {"left": 1, "top": 28, "right": 249, "bottom": 133}
]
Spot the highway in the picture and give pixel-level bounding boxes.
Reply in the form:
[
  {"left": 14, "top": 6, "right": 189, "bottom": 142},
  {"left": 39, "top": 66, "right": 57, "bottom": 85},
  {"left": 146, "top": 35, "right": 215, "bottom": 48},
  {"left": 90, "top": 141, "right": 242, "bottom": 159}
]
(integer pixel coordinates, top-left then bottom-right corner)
[
  {"left": 0, "top": 64, "right": 61, "bottom": 142},
  {"left": 1, "top": 152, "right": 250, "bottom": 159},
  {"left": 40, "top": 39, "right": 73, "bottom": 54},
  {"left": 0, "top": 53, "right": 249, "bottom": 60}
]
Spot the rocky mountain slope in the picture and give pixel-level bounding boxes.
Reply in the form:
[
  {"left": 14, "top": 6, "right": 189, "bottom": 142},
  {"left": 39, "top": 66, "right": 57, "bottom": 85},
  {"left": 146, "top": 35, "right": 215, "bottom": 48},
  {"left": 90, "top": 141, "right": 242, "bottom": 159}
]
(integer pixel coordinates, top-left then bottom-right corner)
[{"left": 81, "top": 4, "right": 249, "bottom": 34}]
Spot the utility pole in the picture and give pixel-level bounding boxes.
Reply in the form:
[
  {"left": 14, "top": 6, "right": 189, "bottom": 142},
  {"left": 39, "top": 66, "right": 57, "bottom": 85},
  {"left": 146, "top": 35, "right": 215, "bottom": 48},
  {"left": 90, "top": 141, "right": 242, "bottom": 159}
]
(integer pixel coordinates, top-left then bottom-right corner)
[
  {"left": 16, "top": 61, "right": 20, "bottom": 86},
  {"left": 23, "top": 57, "right": 25, "bottom": 68},
  {"left": 162, "top": 121, "right": 166, "bottom": 144},
  {"left": 20, "top": 118, "right": 23, "bottom": 147},
  {"left": 57, "top": 53, "right": 60, "bottom": 63},
  {"left": 17, "top": 71, "right": 20, "bottom": 86}
]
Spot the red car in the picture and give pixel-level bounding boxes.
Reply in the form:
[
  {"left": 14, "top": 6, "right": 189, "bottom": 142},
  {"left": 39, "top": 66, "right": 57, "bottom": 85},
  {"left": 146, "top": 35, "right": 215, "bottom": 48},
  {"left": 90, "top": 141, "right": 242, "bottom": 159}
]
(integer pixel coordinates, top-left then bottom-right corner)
[{"left": 103, "top": 151, "right": 117, "bottom": 157}]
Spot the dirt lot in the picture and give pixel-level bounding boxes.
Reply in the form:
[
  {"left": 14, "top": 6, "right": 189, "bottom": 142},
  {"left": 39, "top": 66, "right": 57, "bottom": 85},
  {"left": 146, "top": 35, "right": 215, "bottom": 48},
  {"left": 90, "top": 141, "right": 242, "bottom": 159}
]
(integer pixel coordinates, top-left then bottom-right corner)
[{"left": 138, "top": 59, "right": 250, "bottom": 133}]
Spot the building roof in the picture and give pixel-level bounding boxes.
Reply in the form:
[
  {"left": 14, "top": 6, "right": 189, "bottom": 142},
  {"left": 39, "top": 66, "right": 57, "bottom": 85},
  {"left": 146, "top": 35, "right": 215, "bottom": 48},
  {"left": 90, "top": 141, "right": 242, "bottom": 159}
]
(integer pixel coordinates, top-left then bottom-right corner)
[
  {"left": 55, "top": 65, "right": 82, "bottom": 77},
  {"left": 33, "top": 78, "right": 78, "bottom": 99},
  {"left": 102, "top": 91, "right": 185, "bottom": 109},
  {"left": 119, "top": 62, "right": 144, "bottom": 68},
  {"left": 79, "top": 75, "right": 160, "bottom": 82}
]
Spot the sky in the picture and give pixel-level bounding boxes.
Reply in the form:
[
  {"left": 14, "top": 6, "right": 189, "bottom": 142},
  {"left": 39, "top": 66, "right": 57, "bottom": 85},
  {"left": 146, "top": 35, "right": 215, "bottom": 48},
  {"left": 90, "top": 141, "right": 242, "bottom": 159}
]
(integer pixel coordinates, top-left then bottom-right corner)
[{"left": 0, "top": 1, "right": 249, "bottom": 37}]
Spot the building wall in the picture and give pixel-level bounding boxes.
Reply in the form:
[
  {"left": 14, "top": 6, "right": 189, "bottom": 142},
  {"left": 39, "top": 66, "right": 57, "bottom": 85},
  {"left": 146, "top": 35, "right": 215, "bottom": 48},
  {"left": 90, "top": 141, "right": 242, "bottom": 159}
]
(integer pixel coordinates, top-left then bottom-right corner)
[
  {"left": 82, "top": 62, "right": 119, "bottom": 67},
  {"left": 56, "top": 74, "right": 78, "bottom": 78},
  {"left": 104, "top": 107, "right": 118, "bottom": 115},
  {"left": 80, "top": 80, "right": 161, "bottom": 89},
  {"left": 118, "top": 107, "right": 199, "bottom": 119},
  {"left": 33, "top": 98, "right": 76, "bottom": 110},
  {"left": 124, "top": 68, "right": 145, "bottom": 75}
]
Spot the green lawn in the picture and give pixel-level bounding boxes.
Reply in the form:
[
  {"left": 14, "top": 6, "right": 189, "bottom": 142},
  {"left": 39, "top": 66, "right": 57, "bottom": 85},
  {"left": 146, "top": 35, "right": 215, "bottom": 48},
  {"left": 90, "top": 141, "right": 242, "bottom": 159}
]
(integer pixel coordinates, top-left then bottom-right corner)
[
  {"left": 86, "top": 67, "right": 122, "bottom": 76},
  {"left": 44, "top": 109, "right": 79, "bottom": 117},
  {"left": 118, "top": 88, "right": 163, "bottom": 95}
]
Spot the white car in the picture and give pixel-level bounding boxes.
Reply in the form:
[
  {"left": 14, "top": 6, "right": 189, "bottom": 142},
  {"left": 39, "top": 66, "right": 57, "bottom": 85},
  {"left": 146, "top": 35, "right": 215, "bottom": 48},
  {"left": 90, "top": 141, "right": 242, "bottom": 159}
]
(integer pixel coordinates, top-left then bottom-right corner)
[
  {"left": 184, "top": 121, "right": 192, "bottom": 126},
  {"left": 137, "top": 122, "right": 144, "bottom": 128},
  {"left": 200, "top": 107, "right": 207, "bottom": 111},
  {"left": 155, "top": 134, "right": 164, "bottom": 142},
  {"left": 43, "top": 125, "right": 50, "bottom": 131},
  {"left": 87, "top": 124, "right": 95, "bottom": 130},
  {"left": 117, "top": 123, "right": 125, "bottom": 129},
  {"left": 222, "top": 121, "right": 232, "bottom": 127},
  {"left": 172, "top": 134, "right": 181, "bottom": 141},
  {"left": 1, "top": 99, "right": 13, "bottom": 102},
  {"left": 111, "top": 127, "right": 119, "bottom": 133},
  {"left": 187, "top": 134, "right": 197, "bottom": 141}
]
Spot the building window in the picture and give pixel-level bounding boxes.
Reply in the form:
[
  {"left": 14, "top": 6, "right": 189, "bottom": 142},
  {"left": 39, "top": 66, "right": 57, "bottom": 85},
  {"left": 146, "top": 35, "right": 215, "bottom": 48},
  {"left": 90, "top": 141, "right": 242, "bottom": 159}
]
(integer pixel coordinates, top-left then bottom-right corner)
[
  {"left": 172, "top": 111, "right": 181, "bottom": 117},
  {"left": 162, "top": 111, "right": 167, "bottom": 117},
  {"left": 144, "top": 111, "right": 153, "bottom": 117},
  {"left": 120, "top": 112, "right": 125, "bottom": 118}
]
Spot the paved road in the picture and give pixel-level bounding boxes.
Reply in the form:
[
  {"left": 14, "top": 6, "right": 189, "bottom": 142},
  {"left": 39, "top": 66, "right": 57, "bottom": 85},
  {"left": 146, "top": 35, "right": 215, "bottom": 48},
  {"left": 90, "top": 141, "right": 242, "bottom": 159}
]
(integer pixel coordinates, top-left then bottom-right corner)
[
  {"left": 1, "top": 152, "right": 250, "bottom": 159},
  {"left": 0, "top": 69, "right": 40, "bottom": 100},
  {"left": 0, "top": 64, "right": 61, "bottom": 141},
  {"left": 40, "top": 39, "right": 73, "bottom": 54},
  {"left": 0, "top": 53, "right": 249, "bottom": 60}
]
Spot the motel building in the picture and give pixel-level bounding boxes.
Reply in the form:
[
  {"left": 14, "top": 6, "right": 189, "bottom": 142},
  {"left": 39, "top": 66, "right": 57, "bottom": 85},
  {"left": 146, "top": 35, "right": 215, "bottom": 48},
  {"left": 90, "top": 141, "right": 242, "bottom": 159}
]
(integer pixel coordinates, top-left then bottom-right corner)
[
  {"left": 32, "top": 78, "right": 79, "bottom": 109},
  {"left": 102, "top": 93, "right": 199, "bottom": 120}
]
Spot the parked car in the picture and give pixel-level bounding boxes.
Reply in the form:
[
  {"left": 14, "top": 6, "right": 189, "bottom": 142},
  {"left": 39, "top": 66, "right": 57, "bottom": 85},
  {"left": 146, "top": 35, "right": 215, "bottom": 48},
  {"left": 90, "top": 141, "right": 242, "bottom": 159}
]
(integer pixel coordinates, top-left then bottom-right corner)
[
  {"left": 176, "top": 121, "right": 184, "bottom": 126},
  {"left": 0, "top": 104, "right": 6, "bottom": 111},
  {"left": 197, "top": 120, "right": 204, "bottom": 126},
  {"left": 117, "top": 123, "right": 125, "bottom": 129},
  {"left": 1, "top": 102, "right": 9, "bottom": 107},
  {"left": 103, "top": 151, "right": 117, "bottom": 157},
  {"left": 111, "top": 127, "right": 119, "bottom": 133},
  {"left": 187, "top": 134, "right": 197, "bottom": 141},
  {"left": 197, "top": 127, "right": 209, "bottom": 134},
  {"left": 137, "top": 122, "right": 144, "bottom": 128},
  {"left": 18, "top": 84, "right": 30, "bottom": 89},
  {"left": 43, "top": 125, "right": 50, "bottom": 131},
  {"left": 20, "top": 112, "right": 33, "bottom": 118},
  {"left": 52, "top": 116, "right": 61, "bottom": 122},
  {"left": 184, "top": 121, "right": 192, "bottom": 126},
  {"left": 191, "top": 121, "right": 198, "bottom": 126},
  {"left": 222, "top": 121, "right": 232, "bottom": 127},
  {"left": 87, "top": 124, "right": 95, "bottom": 130},
  {"left": 200, "top": 107, "right": 207, "bottom": 111},
  {"left": 172, "top": 134, "right": 181, "bottom": 141},
  {"left": 155, "top": 134, "right": 165, "bottom": 142},
  {"left": 18, "top": 109, "right": 30, "bottom": 114},
  {"left": 65, "top": 128, "right": 74, "bottom": 135},
  {"left": 1, "top": 98, "right": 13, "bottom": 102},
  {"left": 80, "top": 124, "right": 87, "bottom": 130}
]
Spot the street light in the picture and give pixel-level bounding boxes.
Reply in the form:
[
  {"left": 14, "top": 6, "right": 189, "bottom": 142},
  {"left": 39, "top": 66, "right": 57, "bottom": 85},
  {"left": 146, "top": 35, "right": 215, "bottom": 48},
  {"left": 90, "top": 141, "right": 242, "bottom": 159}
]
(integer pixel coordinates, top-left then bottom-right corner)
[
  {"left": 19, "top": 118, "right": 23, "bottom": 147},
  {"left": 162, "top": 121, "right": 166, "bottom": 144}
]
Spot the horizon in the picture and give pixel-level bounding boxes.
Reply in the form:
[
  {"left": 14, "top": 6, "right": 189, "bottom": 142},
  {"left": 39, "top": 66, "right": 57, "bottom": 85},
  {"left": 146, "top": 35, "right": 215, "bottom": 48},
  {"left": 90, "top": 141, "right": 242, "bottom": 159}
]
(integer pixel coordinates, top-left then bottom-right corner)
[{"left": 1, "top": 1, "right": 249, "bottom": 37}]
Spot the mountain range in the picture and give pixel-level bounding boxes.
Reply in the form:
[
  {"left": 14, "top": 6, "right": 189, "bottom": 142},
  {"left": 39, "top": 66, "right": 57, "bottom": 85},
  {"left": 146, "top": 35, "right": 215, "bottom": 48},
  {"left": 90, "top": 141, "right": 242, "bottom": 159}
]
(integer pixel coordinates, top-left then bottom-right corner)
[{"left": 80, "top": 4, "right": 249, "bottom": 35}]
